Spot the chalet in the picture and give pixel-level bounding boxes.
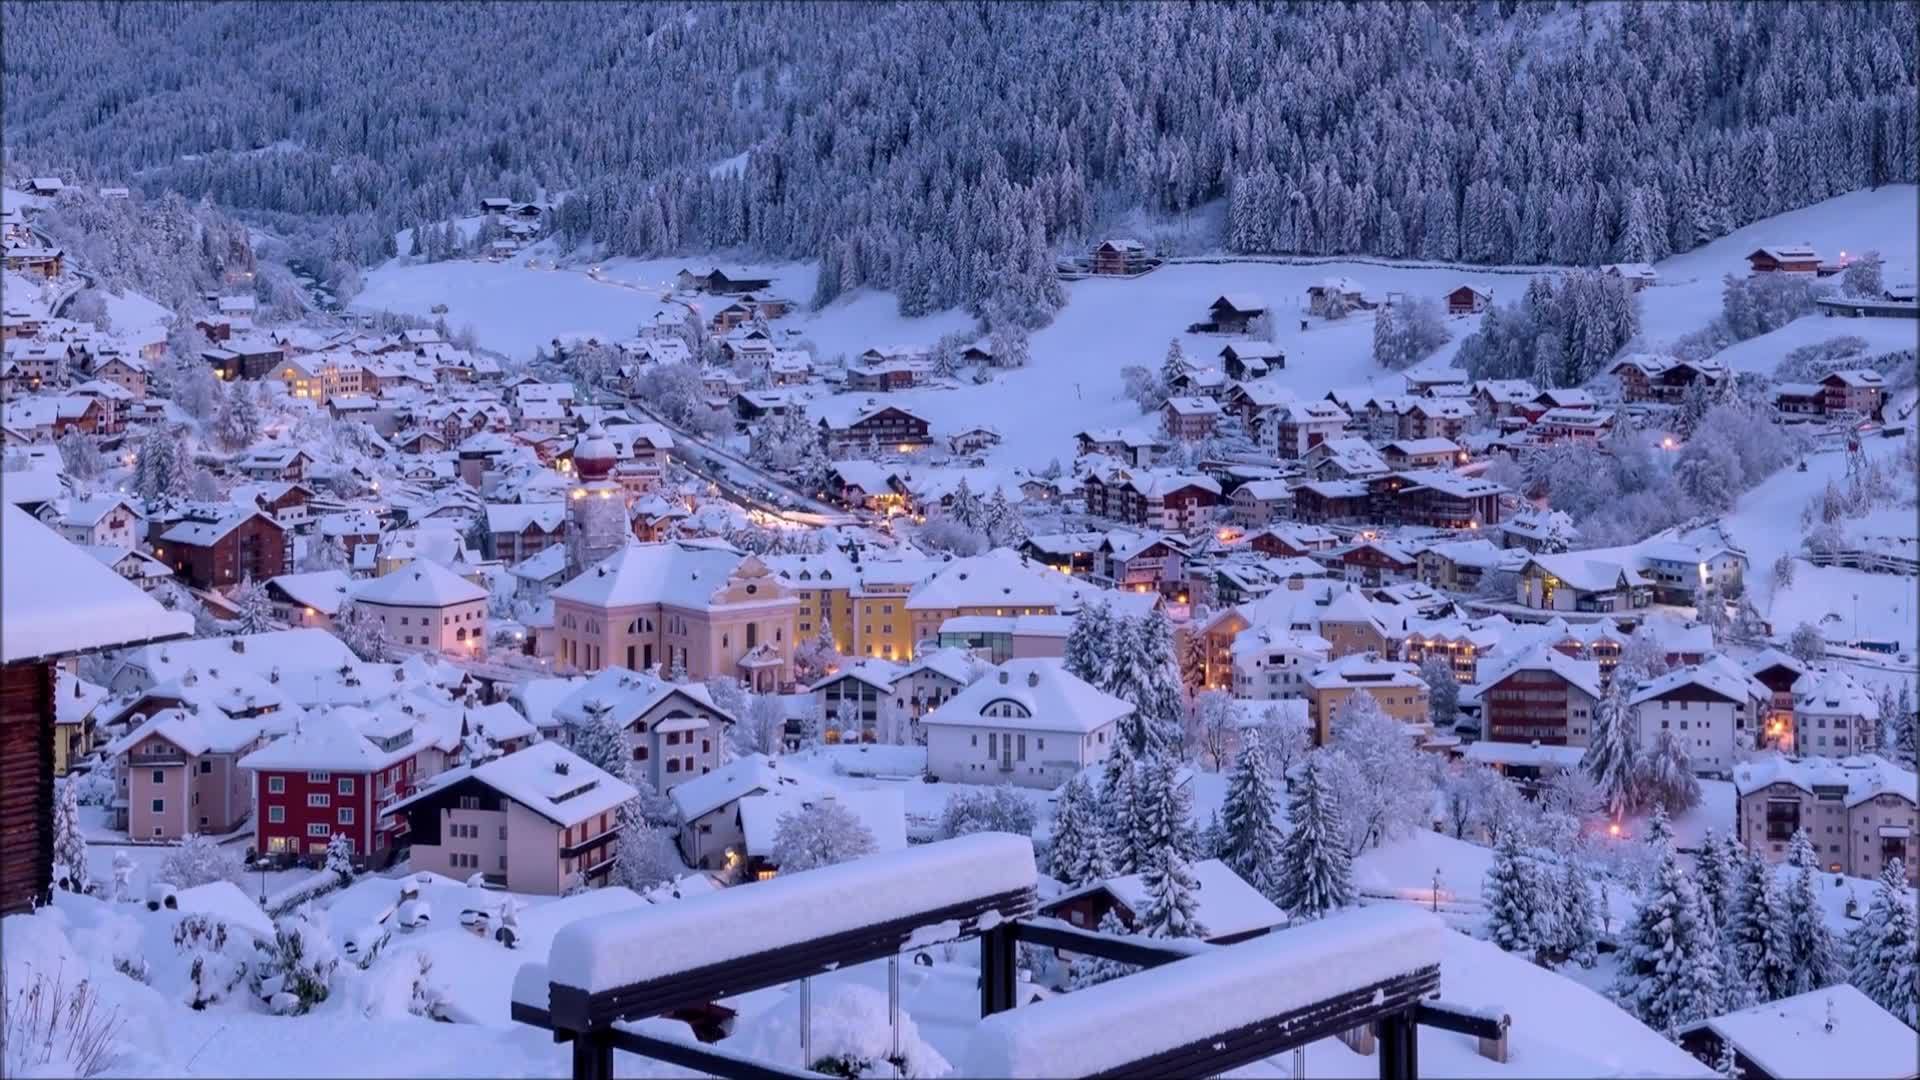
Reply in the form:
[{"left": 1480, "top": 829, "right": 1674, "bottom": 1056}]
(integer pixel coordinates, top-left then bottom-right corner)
[
  {"left": 1096, "top": 532, "right": 1187, "bottom": 595},
  {"left": 1265, "top": 400, "right": 1349, "bottom": 458},
  {"left": 1039, "top": 858, "right": 1284, "bottom": 945},
  {"left": 1609, "top": 355, "right": 1730, "bottom": 404},
  {"left": 1020, "top": 532, "right": 1105, "bottom": 577},
  {"left": 1081, "top": 470, "right": 1221, "bottom": 532},
  {"left": 817, "top": 400, "right": 933, "bottom": 455},
  {"left": 155, "top": 510, "right": 290, "bottom": 590},
  {"left": 1410, "top": 538, "right": 1509, "bottom": 594},
  {"left": 1444, "top": 284, "right": 1492, "bottom": 314},
  {"left": 845, "top": 361, "right": 918, "bottom": 393},
  {"left": 22, "top": 177, "right": 65, "bottom": 196},
  {"left": 1601, "top": 263, "right": 1658, "bottom": 291},
  {"left": 387, "top": 741, "right": 637, "bottom": 894},
  {"left": 1291, "top": 480, "right": 1371, "bottom": 525},
  {"left": 1629, "top": 658, "right": 1772, "bottom": 776},
  {"left": 225, "top": 335, "right": 286, "bottom": 379},
  {"left": 1678, "top": 984, "right": 1919, "bottom": 1080},
  {"left": 1306, "top": 277, "right": 1366, "bottom": 317},
  {"left": 1090, "top": 238, "right": 1152, "bottom": 276},
  {"left": 1745, "top": 244, "right": 1821, "bottom": 274},
  {"left": 1789, "top": 666, "right": 1880, "bottom": 759},
  {"left": 1530, "top": 407, "right": 1615, "bottom": 442},
  {"left": 105, "top": 708, "right": 267, "bottom": 841},
  {"left": 1161, "top": 396, "right": 1221, "bottom": 441},
  {"left": 1316, "top": 540, "right": 1419, "bottom": 588},
  {"left": 93, "top": 355, "right": 149, "bottom": 399},
  {"left": 2, "top": 506, "right": 191, "bottom": 914},
  {"left": 675, "top": 268, "right": 774, "bottom": 295},
  {"left": 1246, "top": 524, "right": 1339, "bottom": 559},
  {"left": 1380, "top": 438, "right": 1464, "bottom": 472},
  {"left": 1201, "top": 293, "right": 1266, "bottom": 335},
  {"left": 1516, "top": 552, "right": 1651, "bottom": 613},
  {"left": 1820, "top": 369, "right": 1884, "bottom": 418},
  {"left": 1229, "top": 479, "right": 1293, "bottom": 527},
  {"left": 1224, "top": 380, "right": 1295, "bottom": 431},
  {"left": 1305, "top": 654, "right": 1430, "bottom": 745},
  {"left": 1073, "top": 427, "right": 1160, "bottom": 467},
  {"left": 1400, "top": 398, "right": 1475, "bottom": 441},
  {"left": 1388, "top": 470, "right": 1505, "bottom": 529},
  {"left": 233, "top": 446, "right": 314, "bottom": 482},
  {"left": 3, "top": 245, "right": 64, "bottom": 279},
  {"left": 351, "top": 560, "right": 490, "bottom": 656},
  {"left": 1473, "top": 645, "right": 1604, "bottom": 747},
  {"left": 1217, "top": 341, "right": 1284, "bottom": 381},
  {"left": 1470, "top": 379, "right": 1539, "bottom": 422},
  {"left": 947, "top": 426, "right": 1002, "bottom": 455},
  {"left": 50, "top": 495, "right": 142, "bottom": 549}
]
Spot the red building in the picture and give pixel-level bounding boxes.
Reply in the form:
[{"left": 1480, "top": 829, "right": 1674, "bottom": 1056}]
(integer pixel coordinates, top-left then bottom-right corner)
[
  {"left": 239, "top": 708, "right": 422, "bottom": 866},
  {"left": 1478, "top": 649, "right": 1604, "bottom": 746},
  {"left": 155, "top": 510, "right": 289, "bottom": 590}
]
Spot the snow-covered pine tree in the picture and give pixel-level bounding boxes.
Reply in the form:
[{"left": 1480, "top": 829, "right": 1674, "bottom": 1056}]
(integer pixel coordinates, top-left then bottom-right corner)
[
  {"left": 53, "top": 776, "right": 89, "bottom": 894},
  {"left": 1063, "top": 601, "right": 1113, "bottom": 692},
  {"left": 1484, "top": 830, "right": 1549, "bottom": 963},
  {"left": 229, "top": 576, "right": 275, "bottom": 635},
  {"left": 1158, "top": 338, "right": 1188, "bottom": 397},
  {"left": 1556, "top": 855, "right": 1600, "bottom": 968},
  {"left": 1134, "top": 750, "right": 1196, "bottom": 862},
  {"left": 1276, "top": 755, "right": 1353, "bottom": 922},
  {"left": 1100, "top": 748, "right": 1141, "bottom": 875},
  {"left": 1128, "top": 608, "right": 1187, "bottom": 757},
  {"left": 324, "top": 832, "right": 355, "bottom": 883},
  {"left": 1637, "top": 729, "right": 1703, "bottom": 815},
  {"left": 1846, "top": 858, "right": 1917, "bottom": 1029},
  {"left": 1068, "top": 910, "right": 1138, "bottom": 990},
  {"left": 1586, "top": 673, "right": 1641, "bottom": 819},
  {"left": 1713, "top": 1039, "right": 1743, "bottom": 1080},
  {"left": 1137, "top": 845, "right": 1206, "bottom": 940},
  {"left": 1694, "top": 827, "right": 1735, "bottom": 931},
  {"left": 1048, "top": 774, "right": 1107, "bottom": 887},
  {"left": 569, "top": 701, "right": 629, "bottom": 778},
  {"left": 1728, "top": 848, "right": 1796, "bottom": 1004},
  {"left": 1219, "top": 730, "right": 1283, "bottom": 902},
  {"left": 336, "top": 603, "right": 391, "bottom": 662},
  {"left": 1783, "top": 830, "right": 1840, "bottom": 995},
  {"left": 1612, "top": 844, "right": 1722, "bottom": 1037}
]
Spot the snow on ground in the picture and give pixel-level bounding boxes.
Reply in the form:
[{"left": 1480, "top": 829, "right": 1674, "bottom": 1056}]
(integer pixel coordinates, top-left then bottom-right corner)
[
  {"left": 1722, "top": 433, "right": 1917, "bottom": 654},
  {"left": 1635, "top": 183, "right": 1920, "bottom": 348},
  {"left": 1707, "top": 310, "right": 1918, "bottom": 375},
  {"left": 97, "top": 285, "right": 173, "bottom": 346}
]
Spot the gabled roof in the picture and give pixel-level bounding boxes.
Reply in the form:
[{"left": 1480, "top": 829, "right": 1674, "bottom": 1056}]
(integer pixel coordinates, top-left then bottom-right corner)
[
  {"left": 1629, "top": 656, "right": 1769, "bottom": 708},
  {"left": 470, "top": 741, "right": 637, "bottom": 828},
  {"left": 1047, "top": 858, "right": 1284, "bottom": 942},
  {"left": 238, "top": 706, "right": 419, "bottom": 773},
  {"left": 669, "top": 752, "right": 824, "bottom": 821},
  {"left": 922, "top": 659, "right": 1132, "bottom": 734},
  {"left": 2, "top": 504, "right": 191, "bottom": 663},
  {"left": 1473, "top": 643, "right": 1604, "bottom": 702},
  {"left": 1682, "top": 983, "right": 1916, "bottom": 1080},
  {"left": 1525, "top": 552, "right": 1647, "bottom": 592},
  {"left": 550, "top": 668, "right": 734, "bottom": 731},
  {"left": 353, "top": 559, "right": 488, "bottom": 608},
  {"left": 1733, "top": 753, "right": 1916, "bottom": 808}
]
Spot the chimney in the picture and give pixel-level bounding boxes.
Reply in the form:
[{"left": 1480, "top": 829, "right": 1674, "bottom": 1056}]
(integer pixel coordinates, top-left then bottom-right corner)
[
  {"left": 231, "top": 637, "right": 245, "bottom": 654},
  {"left": 1027, "top": 671, "right": 1040, "bottom": 688},
  {"left": 555, "top": 760, "right": 570, "bottom": 775},
  {"left": 998, "top": 670, "right": 1009, "bottom": 685}
]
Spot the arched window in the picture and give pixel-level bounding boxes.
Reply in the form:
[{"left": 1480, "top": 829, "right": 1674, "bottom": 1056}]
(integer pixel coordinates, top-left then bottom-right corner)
[{"left": 746, "top": 624, "right": 758, "bottom": 649}]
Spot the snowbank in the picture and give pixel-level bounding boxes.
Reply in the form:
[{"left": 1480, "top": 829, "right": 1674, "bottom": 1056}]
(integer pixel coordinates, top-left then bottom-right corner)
[{"left": 549, "top": 832, "right": 1036, "bottom": 993}]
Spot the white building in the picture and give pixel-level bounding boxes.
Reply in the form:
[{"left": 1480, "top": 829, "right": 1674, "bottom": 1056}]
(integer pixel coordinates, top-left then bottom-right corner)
[
  {"left": 350, "top": 558, "right": 491, "bottom": 655},
  {"left": 49, "top": 495, "right": 142, "bottom": 550},
  {"left": 1229, "top": 627, "right": 1332, "bottom": 701},
  {"left": 921, "top": 659, "right": 1128, "bottom": 789},
  {"left": 549, "top": 668, "right": 732, "bottom": 794},
  {"left": 1790, "top": 666, "right": 1880, "bottom": 758},
  {"left": 1628, "top": 656, "right": 1772, "bottom": 777}
]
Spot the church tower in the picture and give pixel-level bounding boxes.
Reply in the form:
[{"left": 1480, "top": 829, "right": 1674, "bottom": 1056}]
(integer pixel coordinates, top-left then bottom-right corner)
[{"left": 565, "top": 420, "right": 630, "bottom": 574}]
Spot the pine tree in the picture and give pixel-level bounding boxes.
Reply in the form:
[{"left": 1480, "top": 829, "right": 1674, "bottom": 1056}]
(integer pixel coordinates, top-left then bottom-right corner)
[
  {"left": 1713, "top": 1039, "right": 1743, "bottom": 1080},
  {"left": 1586, "top": 674, "right": 1641, "bottom": 819},
  {"left": 53, "top": 777, "right": 89, "bottom": 894},
  {"left": 1100, "top": 748, "right": 1141, "bottom": 876},
  {"left": 1125, "top": 609, "right": 1186, "bottom": 757},
  {"left": 1219, "top": 731, "right": 1283, "bottom": 901},
  {"left": 230, "top": 576, "right": 275, "bottom": 635},
  {"left": 1728, "top": 849, "right": 1796, "bottom": 1004},
  {"left": 1069, "top": 911, "right": 1138, "bottom": 990},
  {"left": 1134, "top": 751, "right": 1195, "bottom": 862},
  {"left": 1783, "top": 831, "right": 1839, "bottom": 994},
  {"left": 1276, "top": 756, "right": 1353, "bottom": 922},
  {"left": 1694, "top": 827, "right": 1735, "bottom": 931},
  {"left": 1485, "top": 830, "right": 1548, "bottom": 962},
  {"left": 324, "top": 833, "right": 355, "bottom": 883},
  {"left": 1613, "top": 844, "right": 1723, "bottom": 1037},
  {"left": 1048, "top": 775, "right": 1107, "bottom": 887},
  {"left": 1556, "top": 855, "right": 1600, "bottom": 968},
  {"left": 570, "top": 701, "right": 630, "bottom": 778},
  {"left": 1063, "top": 602, "right": 1113, "bottom": 689},
  {"left": 1846, "top": 859, "right": 1917, "bottom": 1029},
  {"left": 1137, "top": 845, "right": 1205, "bottom": 940}
]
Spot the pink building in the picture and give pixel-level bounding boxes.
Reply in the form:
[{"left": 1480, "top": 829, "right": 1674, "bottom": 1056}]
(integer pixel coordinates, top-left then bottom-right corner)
[{"left": 105, "top": 708, "right": 265, "bottom": 841}]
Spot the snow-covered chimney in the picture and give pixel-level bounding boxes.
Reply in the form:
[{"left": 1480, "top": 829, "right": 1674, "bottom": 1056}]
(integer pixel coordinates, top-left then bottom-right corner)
[
  {"left": 998, "top": 670, "right": 1009, "bottom": 685},
  {"left": 1027, "top": 671, "right": 1040, "bottom": 688},
  {"left": 231, "top": 638, "right": 245, "bottom": 653}
]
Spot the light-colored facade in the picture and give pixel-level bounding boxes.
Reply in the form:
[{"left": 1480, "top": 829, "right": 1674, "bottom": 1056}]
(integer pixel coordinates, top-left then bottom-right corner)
[
  {"left": 1630, "top": 660, "right": 1772, "bottom": 777},
  {"left": 1734, "top": 755, "right": 1918, "bottom": 884},
  {"left": 922, "top": 660, "right": 1128, "bottom": 790},
  {"left": 1230, "top": 629, "right": 1332, "bottom": 702},
  {"left": 352, "top": 560, "right": 491, "bottom": 655},
  {"left": 551, "top": 545, "right": 800, "bottom": 690},
  {"left": 1305, "top": 656, "right": 1430, "bottom": 746}
]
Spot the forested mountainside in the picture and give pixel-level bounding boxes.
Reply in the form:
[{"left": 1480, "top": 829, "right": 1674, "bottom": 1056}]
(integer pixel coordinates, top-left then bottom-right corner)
[{"left": 5, "top": 1, "right": 1914, "bottom": 319}]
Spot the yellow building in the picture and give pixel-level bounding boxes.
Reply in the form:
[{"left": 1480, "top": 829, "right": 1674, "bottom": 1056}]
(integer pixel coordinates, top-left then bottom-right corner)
[
  {"left": 1304, "top": 655, "right": 1431, "bottom": 746},
  {"left": 53, "top": 669, "right": 107, "bottom": 777}
]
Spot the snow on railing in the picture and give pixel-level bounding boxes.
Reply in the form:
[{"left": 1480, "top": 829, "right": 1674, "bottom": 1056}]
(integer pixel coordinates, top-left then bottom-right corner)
[
  {"left": 548, "top": 832, "right": 1037, "bottom": 995},
  {"left": 963, "top": 905, "right": 1445, "bottom": 1078},
  {"left": 264, "top": 869, "right": 343, "bottom": 917}
]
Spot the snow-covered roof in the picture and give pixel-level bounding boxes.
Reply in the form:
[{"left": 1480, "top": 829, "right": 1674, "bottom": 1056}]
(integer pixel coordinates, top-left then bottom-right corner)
[
  {"left": 1684, "top": 983, "right": 1916, "bottom": 1080},
  {"left": 2, "top": 504, "right": 192, "bottom": 663},
  {"left": 1471, "top": 643, "right": 1604, "bottom": 702},
  {"left": 1790, "top": 666, "right": 1878, "bottom": 716},
  {"left": 550, "top": 668, "right": 733, "bottom": 731},
  {"left": 1524, "top": 552, "right": 1647, "bottom": 592},
  {"left": 738, "top": 787, "right": 908, "bottom": 859},
  {"left": 1748, "top": 243, "right": 1820, "bottom": 262},
  {"left": 905, "top": 550, "right": 1088, "bottom": 612},
  {"left": 1732, "top": 752, "right": 1917, "bottom": 808},
  {"left": 1212, "top": 292, "right": 1267, "bottom": 314},
  {"left": 352, "top": 559, "right": 488, "bottom": 608},
  {"left": 105, "top": 706, "right": 267, "bottom": 758},
  {"left": 1629, "top": 656, "right": 1769, "bottom": 708},
  {"left": 1057, "top": 858, "right": 1284, "bottom": 942},
  {"left": 669, "top": 752, "right": 824, "bottom": 821},
  {"left": 468, "top": 741, "right": 638, "bottom": 828},
  {"left": 922, "top": 659, "right": 1132, "bottom": 734},
  {"left": 551, "top": 542, "right": 772, "bottom": 610},
  {"left": 238, "top": 706, "right": 420, "bottom": 773},
  {"left": 1461, "top": 740, "right": 1586, "bottom": 771}
]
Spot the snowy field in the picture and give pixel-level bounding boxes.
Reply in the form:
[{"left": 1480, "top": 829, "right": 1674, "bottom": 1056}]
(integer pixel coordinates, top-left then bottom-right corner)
[{"left": 1632, "top": 183, "right": 1919, "bottom": 348}]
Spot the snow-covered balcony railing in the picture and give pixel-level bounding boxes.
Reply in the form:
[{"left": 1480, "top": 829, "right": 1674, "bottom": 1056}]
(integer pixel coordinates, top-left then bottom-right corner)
[
  {"left": 525, "top": 832, "right": 1038, "bottom": 1037},
  {"left": 965, "top": 905, "right": 1446, "bottom": 1079}
]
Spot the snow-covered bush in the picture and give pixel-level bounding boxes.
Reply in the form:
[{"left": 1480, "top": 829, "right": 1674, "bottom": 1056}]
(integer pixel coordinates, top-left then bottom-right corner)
[
  {"left": 158, "top": 834, "right": 241, "bottom": 889},
  {"left": 1786, "top": 622, "right": 1827, "bottom": 664},
  {"left": 939, "top": 785, "right": 1037, "bottom": 840},
  {"left": 323, "top": 833, "right": 356, "bottom": 884},
  {"left": 771, "top": 800, "right": 879, "bottom": 873},
  {"left": 1371, "top": 297, "right": 1448, "bottom": 370},
  {"left": 2, "top": 970, "right": 125, "bottom": 1078},
  {"left": 1841, "top": 250, "right": 1884, "bottom": 299},
  {"left": 729, "top": 982, "right": 949, "bottom": 1077},
  {"left": 1774, "top": 335, "right": 1870, "bottom": 381},
  {"left": 1068, "top": 911, "right": 1139, "bottom": 990},
  {"left": 254, "top": 906, "right": 339, "bottom": 1015},
  {"left": 1321, "top": 695, "right": 1433, "bottom": 854},
  {"left": 173, "top": 914, "right": 249, "bottom": 1010},
  {"left": 1720, "top": 271, "right": 1822, "bottom": 342}
]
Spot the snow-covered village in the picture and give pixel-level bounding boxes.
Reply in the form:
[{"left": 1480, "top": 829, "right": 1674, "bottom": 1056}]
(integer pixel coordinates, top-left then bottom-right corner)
[{"left": 1, "top": 3, "right": 1917, "bottom": 1078}]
